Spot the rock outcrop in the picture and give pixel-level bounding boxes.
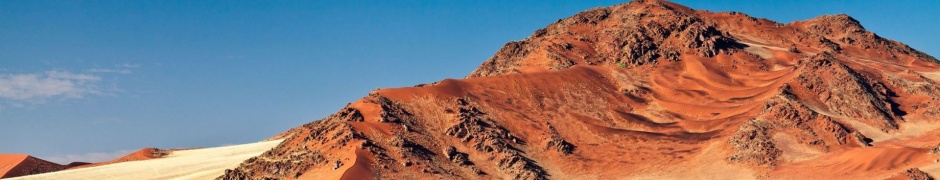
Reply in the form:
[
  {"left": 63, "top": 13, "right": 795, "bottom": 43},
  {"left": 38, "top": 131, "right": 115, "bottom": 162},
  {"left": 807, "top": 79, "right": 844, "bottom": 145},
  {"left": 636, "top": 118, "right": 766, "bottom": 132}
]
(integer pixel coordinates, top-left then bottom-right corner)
[{"left": 894, "top": 168, "right": 934, "bottom": 180}]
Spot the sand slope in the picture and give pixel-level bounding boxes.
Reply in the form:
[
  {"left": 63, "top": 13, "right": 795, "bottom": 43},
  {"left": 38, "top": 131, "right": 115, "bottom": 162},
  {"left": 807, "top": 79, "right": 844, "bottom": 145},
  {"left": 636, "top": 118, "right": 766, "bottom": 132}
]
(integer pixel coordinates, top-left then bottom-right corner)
[
  {"left": 0, "top": 154, "right": 66, "bottom": 179},
  {"left": 0, "top": 154, "right": 30, "bottom": 178},
  {"left": 68, "top": 148, "right": 166, "bottom": 169},
  {"left": 11, "top": 140, "right": 281, "bottom": 180}
]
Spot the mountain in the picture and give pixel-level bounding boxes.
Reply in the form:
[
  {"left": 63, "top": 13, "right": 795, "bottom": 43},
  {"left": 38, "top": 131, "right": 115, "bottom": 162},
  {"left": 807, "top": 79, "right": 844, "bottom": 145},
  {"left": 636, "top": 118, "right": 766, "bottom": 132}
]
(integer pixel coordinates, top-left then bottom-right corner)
[{"left": 219, "top": 0, "right": 940, "bottom": 179}]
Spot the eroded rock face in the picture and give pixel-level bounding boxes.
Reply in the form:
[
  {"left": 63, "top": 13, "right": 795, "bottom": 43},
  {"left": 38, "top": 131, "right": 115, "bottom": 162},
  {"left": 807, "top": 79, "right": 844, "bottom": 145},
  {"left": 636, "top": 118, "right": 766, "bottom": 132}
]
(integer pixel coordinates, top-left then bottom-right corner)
[
  {"left": 899, "top": 168, "right": 934, "bottom": 180},
  {"left": 221, "top": 0, "right": 940, "bottom": 179},
  {"left": 217, "top": 118, "right": 342, "bottom": 180},
  {"left": 800, "top": 14, "right": 938, "bottom": 62},
  {"left": 467, "top": 0, "right": 752, "bottom": 78},
  {"left": 544, "top": 123, "right": 575, "bottom": 155},
  {"left": 444, "top": 98, "right": 547, "bottom": 179},
  {"left": 796, "top": 53, "right": 902, "bottom": 130},
  {"left": 728, "top": 119, "right": 780, "bottom": 167},
  {"left": 758, "top": 91, "right": 853, "bottom": 151}
]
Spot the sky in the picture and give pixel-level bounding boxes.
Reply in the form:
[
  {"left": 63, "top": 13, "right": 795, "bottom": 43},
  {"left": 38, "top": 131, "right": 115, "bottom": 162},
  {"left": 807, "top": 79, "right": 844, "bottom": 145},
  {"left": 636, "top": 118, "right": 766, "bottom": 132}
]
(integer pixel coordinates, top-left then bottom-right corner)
[{"left": 1, "top": 0, "right": 937, "bottom": 164}]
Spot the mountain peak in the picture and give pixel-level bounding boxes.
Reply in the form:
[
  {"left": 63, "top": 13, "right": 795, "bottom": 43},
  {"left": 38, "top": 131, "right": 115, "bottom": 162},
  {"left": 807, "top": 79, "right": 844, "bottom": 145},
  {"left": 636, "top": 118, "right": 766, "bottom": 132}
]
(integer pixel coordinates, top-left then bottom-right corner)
[
  {"left": 803, "top": 13, "right": 864, "bottom": 29},
  {"left": 468, "top": 1, "right": 937, "bottom": 78}
]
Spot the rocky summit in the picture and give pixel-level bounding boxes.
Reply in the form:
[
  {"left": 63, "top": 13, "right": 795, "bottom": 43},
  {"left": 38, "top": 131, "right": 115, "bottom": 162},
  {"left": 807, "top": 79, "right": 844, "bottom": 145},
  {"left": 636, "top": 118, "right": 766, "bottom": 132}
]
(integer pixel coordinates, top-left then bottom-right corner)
[{"left": 220, "top": 0, "right": 940, "bottom": 179}]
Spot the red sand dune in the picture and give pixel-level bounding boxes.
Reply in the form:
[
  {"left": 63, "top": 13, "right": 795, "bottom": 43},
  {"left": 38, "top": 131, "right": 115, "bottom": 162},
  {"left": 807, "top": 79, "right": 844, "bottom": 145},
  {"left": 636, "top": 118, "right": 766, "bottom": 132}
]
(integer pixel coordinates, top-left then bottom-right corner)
[
  {"left": 1, "top": 148, "right": 168, "bottom": 178},
  {"left": 0, "top": 154, "right": 66, "bottom": 179},
  {"left": 68, "top": 148, "right": 167, "bottom": 169}
]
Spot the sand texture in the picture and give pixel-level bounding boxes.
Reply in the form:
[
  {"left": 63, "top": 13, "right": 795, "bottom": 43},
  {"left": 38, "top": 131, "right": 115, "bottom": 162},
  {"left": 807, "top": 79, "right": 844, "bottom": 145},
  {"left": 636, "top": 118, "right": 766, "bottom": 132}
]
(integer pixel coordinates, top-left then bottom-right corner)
[{"left": 11, "top": 140, "right": 281, "bottom": 180}]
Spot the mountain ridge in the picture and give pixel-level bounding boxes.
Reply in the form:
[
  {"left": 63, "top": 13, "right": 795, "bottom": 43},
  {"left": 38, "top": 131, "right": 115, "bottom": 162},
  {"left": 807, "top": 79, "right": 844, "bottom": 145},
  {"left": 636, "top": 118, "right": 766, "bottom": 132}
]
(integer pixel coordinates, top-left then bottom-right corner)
[{"left": 220, "top": 0, "right": 940, "bottom": 179}]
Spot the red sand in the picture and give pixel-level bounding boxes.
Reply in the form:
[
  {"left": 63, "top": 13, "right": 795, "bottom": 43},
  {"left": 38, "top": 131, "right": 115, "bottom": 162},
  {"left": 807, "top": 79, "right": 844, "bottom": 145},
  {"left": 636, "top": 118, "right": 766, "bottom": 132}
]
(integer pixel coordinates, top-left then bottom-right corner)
[
  {"left": 0, "top": 154, "right": 66, "bottom": 179},
  {"left": 0, "top": 148, "right": 168, "bottom": 178},
  {"left": 69, "top": 148, "right": 166, "bottom": 169}
]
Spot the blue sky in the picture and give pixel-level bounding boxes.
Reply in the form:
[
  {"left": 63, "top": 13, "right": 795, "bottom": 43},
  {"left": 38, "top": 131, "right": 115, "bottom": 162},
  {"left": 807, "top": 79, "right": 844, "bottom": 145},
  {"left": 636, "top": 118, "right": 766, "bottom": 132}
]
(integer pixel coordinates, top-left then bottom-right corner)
[{"left": 1, "top": 0, "right": 937, "bottom": 164}]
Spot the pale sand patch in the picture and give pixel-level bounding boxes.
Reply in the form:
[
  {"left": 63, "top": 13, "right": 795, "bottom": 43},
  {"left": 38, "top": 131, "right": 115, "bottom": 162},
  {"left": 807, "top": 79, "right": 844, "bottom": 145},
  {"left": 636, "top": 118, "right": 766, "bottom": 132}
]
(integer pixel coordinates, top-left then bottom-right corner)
[
  {"left": 918, "top": 162, "right": 940, "bottom": 178},
  {"left": 743, "top": 46, "right": 775, "bottom": 59},
  {"left": 629, "top": 141, "right": 756, "bottom": 180},
  {"left": 738, "top": 41, "right": 788, "bottom": 51},
  {"left": 802, "top": 104, "right": 892, "bottom": 143},
  {"left": 897, "top": 121, "right": 940, "bottom": 139},
  {"left": 840, "top": 118, "right": 892, "bottom": 142},
  {"left": 772, "top": 133, "right": 823, "bottom": 163},
  {"left": 11, "top": 140, "right": 282, "bottom": 180},
  {"left": 921, "top": 71, "right": 940, "bottom": 82}
]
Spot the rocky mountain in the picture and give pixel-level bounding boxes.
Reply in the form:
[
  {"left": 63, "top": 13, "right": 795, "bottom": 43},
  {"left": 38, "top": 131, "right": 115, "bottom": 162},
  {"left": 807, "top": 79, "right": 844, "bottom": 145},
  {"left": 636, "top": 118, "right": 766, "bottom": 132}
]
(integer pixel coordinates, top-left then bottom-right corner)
[{"left": 220, "top": 0, "right": 940, "bottom": 179}]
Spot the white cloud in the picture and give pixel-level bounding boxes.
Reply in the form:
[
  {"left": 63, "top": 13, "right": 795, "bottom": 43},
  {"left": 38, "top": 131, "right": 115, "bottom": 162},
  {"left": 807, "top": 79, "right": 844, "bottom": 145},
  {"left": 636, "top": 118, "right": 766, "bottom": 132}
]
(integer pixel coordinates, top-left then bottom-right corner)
[
  {"left": 88, "top": 68, "right": 132, "bottom": 74},
  {"left": 0, "top": 71, "right": 102, "bottom": 101},
  {"left": 87, "top": 64, "right": 139, "bottom": 74},
  {"left": 120, "top": 63, "right": 140, "bottom": 68},
  {"left": 91, "top": 117, "right": 126, "bottom": 125},
  {"left": 43, "top": 149, "right": 135, "bottom": 164}
]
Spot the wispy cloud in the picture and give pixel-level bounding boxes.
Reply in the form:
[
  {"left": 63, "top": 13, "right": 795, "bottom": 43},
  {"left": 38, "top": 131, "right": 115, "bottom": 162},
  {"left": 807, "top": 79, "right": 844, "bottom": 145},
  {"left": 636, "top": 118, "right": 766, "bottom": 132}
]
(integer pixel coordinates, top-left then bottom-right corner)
[
  {"left": 120, "top": 63, "right": 140, "bottom": 68},
  {"left": 0, "top": 71, "right": 102, "bottom": 102},
  {"left": 43, "top": 149, "right": 135, "bottom": 164},
  {"left": 87, "top": 63, "right": 140, "bottom": 74},
  {"left": 88, "top": 68, "right": 132, "bottom": 74},
  {"left": 91, "top": 117, "right": 126, "bottom": 125}
]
